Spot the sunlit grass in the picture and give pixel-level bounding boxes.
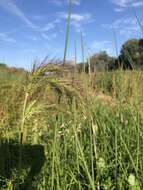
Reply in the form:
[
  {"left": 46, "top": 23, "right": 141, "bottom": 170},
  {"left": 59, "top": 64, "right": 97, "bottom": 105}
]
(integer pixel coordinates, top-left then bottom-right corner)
[{"left": 0, "top": 68, "right": 143, "bottom": 189}]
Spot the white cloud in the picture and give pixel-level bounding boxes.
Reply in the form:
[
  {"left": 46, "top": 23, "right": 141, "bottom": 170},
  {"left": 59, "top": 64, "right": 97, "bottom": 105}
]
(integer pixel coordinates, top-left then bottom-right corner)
[
  {"left": 0, "top": 0, "right": 36, "bottom": 29},
  {"left": 102, "top": 17, "right": 142, "bottom": 38},
  {"left": 58, "top": 12, "right": 94, "bottom": 31},
  {"left": 72, "top": 0, "right": 81, "bottom": 5},
  {"left": 41, "top": 33, "right": 57, "bottom": 41},
  {"left": 91, "top": 40, "right": 114, "bottom": 55},
  {"left": 132, "top": 1, "right": 143, "bottom": 7},
  {"left": 49, "top": 0, "right": 81, "bottom": 6},
  {"left": 114, "top": 8, "right": 124, "bottom": 12},
  {"left": 27, "top": 35, "right": 38, "bottom": 41},
  {"left": 71, "top": 13, "right": 91, "bottom": 22},
  {"left": 42, "top": 23, "right": 56, "bottom": 32},
  {"left": 111, "top": 0, "right": 143, "bottom": 11},
  {"left": 0, "top": 32, "right": 16, "bottom": 43},
  {"left": 23, "top": 49, "right": 37, "bottom": 53},
  {"left": 59, "top": 12, "right": 92, "bottom": 22},
  {"left": 113, "top": 17, "right": 141, "bottom": 37},
  {"left": 41, "top": 33, "right": 50, "bottom": 41},
  {"left": 41, "top": 19, "right": 60, "bottom": 32},
  {"left": 31, "top": 15, "right": 47, "bottom": 21}
]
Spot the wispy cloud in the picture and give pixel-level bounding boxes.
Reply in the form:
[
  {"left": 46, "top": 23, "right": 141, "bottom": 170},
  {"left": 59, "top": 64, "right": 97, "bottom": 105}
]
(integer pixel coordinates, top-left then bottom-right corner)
[
  {"left": 42, "top": 19, "right": 60, "bottom": 32},
  {"left": 113, "top": 17, "right": 141, "bottom": 37},
  {"left": 0, "top": 32, "right": 16, "bottom": 43},
  {"left": 91, "top": 40, "right": 114, "bottom": 55},
  {"left": 58, "top": 12, "right": 94, "bottom": 31},
  {"left": 42, "top": 23, "right": 56, "bottom": 32},
  {"left": 27, "top": 35, "right": 38, "bottom": 41},
  {"left": 41, "top": 33, "right": 50, "bottom": 41},
  {"left": 23, "top": 48, "right": 37, "bottom": 53},
  {"left": 102, "top": 16, "right": 142, "bottom": 37},
  {"left": 132, "top": 1, "right": 143, "bottom": 7},
  {"left": 37, "top": 12, "right": 93, "bottom": 34},
  {"left": 71, "top": 0, "right": 81, "bottom": 5},
  {"left": 41, "top": 33, "right": 57, "bottom": 41},
  {"left": 111, "top": 0, "right": 143, "bottom": 11},
  {"left": 0, "top": 0, "right": 36, "bottom": 29},
  {"left": 31, "top": 15, "right": 47, "bottom": 21},
  {"left": 49, "top": 0, "right": 81, "bottom": 6}
]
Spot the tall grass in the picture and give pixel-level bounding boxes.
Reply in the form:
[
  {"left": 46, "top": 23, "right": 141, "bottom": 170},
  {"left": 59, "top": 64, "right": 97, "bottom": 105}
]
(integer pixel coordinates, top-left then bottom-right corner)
[{"left": 1, "top": 68, "right": 143, "bottom": 189}]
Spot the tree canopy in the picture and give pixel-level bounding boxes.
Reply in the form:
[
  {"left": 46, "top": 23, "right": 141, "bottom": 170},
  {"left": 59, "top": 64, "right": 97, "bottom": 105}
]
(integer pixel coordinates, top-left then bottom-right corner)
[
  {"left": 118, "top": 38, "right": 143, "bottom": 69},
  {"left": 87, "top": 38, "right": 143, "bottom": 71},
  {"left": 90, "top": 51, "right": 115, "bottom": 71}
]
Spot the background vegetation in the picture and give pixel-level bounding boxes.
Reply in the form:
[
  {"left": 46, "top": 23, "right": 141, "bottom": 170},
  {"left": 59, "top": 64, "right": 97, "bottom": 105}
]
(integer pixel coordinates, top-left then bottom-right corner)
[{"left": 77, "top": 38, "right": 143, "bottom": 72}]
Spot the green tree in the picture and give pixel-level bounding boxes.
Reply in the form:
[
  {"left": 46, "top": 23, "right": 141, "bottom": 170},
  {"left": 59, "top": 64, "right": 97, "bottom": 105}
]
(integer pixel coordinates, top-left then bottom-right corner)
[
  {"left": 0, "top": 63, "right": 7, "bottom": 68},
  {"left": 90, "top": 51, "right": 115, "bottom": 71},
  {"left": 119, "top": 39, "right": 143, "bottom": 69}
]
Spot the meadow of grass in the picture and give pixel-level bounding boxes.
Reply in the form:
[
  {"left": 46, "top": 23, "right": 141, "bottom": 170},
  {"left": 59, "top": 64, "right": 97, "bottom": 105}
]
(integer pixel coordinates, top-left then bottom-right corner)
[{"left": 0, "top": 63, "right": 143, "bottom": 190}]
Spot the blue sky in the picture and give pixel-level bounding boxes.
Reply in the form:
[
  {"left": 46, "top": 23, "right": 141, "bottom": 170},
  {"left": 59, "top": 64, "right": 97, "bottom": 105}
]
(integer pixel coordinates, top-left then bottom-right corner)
[{"left": 0, "top": 0, "right": 143, "bottom": 69}]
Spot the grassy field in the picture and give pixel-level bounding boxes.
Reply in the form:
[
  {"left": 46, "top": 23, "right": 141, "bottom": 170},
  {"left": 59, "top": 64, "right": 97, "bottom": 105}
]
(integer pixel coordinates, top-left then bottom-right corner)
[{"left": 0, "top": 64, "right": 143, "bottom": 190}]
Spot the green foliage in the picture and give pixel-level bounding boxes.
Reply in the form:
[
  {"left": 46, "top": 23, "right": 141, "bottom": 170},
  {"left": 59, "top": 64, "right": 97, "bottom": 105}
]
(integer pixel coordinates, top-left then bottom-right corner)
[
  {"left": 90, "top": 51, "right": 115, "bottom": 71},
  {"left": 78, "top": 38, "right": 143, "bottom": 72},
  {"left": 118, "top": 39, "right": 143, "bottom": 70},
  {"left": 0, "top": 63, "right": 7, "bottom": 68}
]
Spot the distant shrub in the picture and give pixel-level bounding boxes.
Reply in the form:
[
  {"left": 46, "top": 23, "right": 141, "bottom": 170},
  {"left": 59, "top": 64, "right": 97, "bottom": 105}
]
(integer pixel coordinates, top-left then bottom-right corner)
[{"left": 0, "top": 63, "right": 7, "bottom": 68}]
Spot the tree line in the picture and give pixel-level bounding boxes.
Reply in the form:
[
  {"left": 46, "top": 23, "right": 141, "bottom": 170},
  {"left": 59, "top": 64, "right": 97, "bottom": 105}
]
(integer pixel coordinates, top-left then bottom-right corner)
[{"left": 77, "top": 38, "right": 143, "bottom": 72}]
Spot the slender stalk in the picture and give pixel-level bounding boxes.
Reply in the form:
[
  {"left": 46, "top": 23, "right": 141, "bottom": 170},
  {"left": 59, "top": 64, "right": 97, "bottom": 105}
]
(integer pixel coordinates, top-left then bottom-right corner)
[
  {"left": 81, "top": 32, "right": 85, "bottom": 73},
  {"left": 20, "top": 92, "right": 29, "bottom": 144},
  {"left": 89, "top": 120, "right": 95, "bottom": 185},
  {"left": 133, "top": 9, "right": 143, "bottom": 35},
  {"left": 136, "top": 109, "right": 140, "bottom": 173},
  {"left": 18, "top": 92, "right": 29, "bottom": 190},
  {"left": 88, "top": 56, "right": 91, "bottom": 76},
  {"left": 51, "top": 122, "right": 57, "bottom": 189},
  {"left": 120, "top": 134, "right": 138, "bottom": 178},
  {"left": 73, "top": 127, "right": 96, "bottom": 190},
  {"left": 74, "top": 32, "right": 77, "bottom": 74},
  {"left": 113, "top": 28, "right": 121, "bottom": 70},
  {"left": 115, "top": 122, "right": 118, "bottom": 189},
  {"left": 74, "top": 32, "right": 77, "bottom": 66},
  {"left": 63, "top": 0, "right": 72, "bottom": 65},
  {"left": 72, "top": 99, "right": 95, "bottom": 190}
]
